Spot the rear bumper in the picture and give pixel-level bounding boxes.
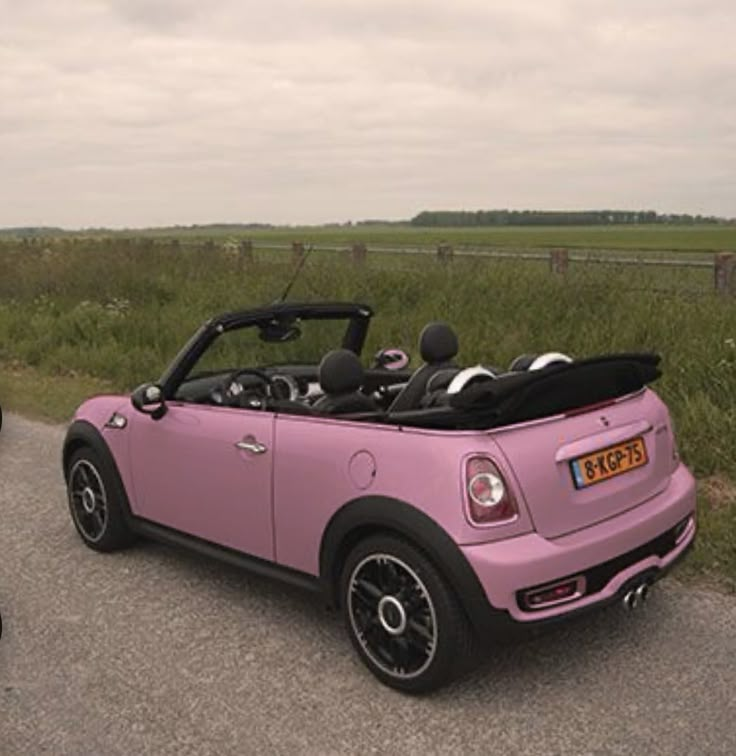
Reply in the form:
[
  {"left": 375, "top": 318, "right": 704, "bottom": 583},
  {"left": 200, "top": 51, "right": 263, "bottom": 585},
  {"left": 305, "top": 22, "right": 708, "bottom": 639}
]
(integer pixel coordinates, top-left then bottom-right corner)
[{"left": 461, "top": 462, "right": 696, "bottom": 624}]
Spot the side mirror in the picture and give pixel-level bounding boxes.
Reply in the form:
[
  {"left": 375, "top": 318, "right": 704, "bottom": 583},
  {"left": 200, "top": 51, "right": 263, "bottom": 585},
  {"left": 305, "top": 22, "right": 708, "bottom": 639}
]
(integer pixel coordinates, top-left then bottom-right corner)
[
  {"left": 131, "top": 382, "right": 168, "bottom": 420},
  {"left": 373, "top": 348, "right": 410, "bottom": 371}
]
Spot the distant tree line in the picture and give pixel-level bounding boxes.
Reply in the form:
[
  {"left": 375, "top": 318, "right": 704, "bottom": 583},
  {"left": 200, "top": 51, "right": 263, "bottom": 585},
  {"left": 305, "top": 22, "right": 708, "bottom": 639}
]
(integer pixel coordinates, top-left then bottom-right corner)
[
  {"left": 2, "top": 210, "right": 733, "bottom": 238},
  {"left": 410, "top": 210, "right": 730, "bottom": 227}
]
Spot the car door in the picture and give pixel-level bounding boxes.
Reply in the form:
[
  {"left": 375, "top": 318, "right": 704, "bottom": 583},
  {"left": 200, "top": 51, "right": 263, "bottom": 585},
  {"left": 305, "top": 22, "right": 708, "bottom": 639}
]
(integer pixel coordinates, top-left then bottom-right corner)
[{"left": 128, "top": 401, "right": 275, "bottom": 561}]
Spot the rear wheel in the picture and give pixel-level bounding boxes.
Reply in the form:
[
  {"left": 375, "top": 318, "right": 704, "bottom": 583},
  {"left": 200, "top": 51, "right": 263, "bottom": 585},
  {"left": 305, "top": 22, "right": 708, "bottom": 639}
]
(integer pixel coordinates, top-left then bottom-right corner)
[
  {"left": 66, "top": 447, "right": 136, "bottom": 552},
  {"left": 340, "top": 535, "right": 473, "bottom": 693}
]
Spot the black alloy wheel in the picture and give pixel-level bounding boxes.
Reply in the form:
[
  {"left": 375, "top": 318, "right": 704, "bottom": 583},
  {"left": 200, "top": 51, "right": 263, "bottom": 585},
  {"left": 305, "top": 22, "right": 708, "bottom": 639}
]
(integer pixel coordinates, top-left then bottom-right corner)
[
  {"left": 66, "top": 447, "right": 136, "bottom": 552},
  {"left": 341, "top": 535, "right": 473, "bottom": 693}
]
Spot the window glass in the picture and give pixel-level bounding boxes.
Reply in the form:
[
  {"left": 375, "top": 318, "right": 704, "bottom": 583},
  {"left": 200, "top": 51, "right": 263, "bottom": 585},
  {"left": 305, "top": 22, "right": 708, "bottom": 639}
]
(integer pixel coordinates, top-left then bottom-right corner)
[{"left": 185, "top": 317, "right": 353, "bottom": 379}]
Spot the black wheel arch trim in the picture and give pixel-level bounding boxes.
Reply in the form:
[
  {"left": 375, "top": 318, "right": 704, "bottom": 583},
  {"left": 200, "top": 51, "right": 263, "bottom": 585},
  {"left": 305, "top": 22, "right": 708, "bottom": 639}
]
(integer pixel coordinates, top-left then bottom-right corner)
[
  {"left": 63, "top": 420, "right": 135, "bottom": 524},
  {"left": 319, "top": 495, "right": 512, "bottom": 639}
]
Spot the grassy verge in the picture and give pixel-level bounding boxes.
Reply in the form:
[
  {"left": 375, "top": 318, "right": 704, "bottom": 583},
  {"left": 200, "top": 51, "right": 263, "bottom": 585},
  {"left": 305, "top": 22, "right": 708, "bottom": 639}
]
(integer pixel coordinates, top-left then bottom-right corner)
[
  {"left": 677, "top": 478, "right": 736, "bottom": 592},
  {"left": 0, "top": 361, "right": 116, "bottom": 424}
]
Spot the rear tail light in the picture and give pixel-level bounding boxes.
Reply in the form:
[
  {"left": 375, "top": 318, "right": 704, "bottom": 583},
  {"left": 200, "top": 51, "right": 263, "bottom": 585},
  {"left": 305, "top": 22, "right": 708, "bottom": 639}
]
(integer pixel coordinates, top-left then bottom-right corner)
[{"left": 465, "top": 456, "right": 518, "bottom": 524}]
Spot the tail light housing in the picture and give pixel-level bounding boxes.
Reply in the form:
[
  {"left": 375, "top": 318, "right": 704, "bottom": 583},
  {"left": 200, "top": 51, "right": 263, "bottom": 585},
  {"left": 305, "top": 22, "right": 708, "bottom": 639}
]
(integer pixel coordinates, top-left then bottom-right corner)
[{"left": 465, "top": 456, "right": 518, "bottom": 525}]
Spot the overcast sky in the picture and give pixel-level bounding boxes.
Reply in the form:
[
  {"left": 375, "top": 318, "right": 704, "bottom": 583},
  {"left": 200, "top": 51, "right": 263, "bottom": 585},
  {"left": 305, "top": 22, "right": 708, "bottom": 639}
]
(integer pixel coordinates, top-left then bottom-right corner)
[{"left": 1, "top": 0, "right": 734, "bottom": 227}]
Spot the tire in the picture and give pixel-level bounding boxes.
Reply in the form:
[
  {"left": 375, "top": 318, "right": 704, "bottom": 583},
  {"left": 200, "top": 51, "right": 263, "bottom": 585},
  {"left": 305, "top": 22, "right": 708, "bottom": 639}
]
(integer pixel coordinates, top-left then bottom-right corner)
[
  {"left": 340, "top": 534, "right": 474, "bottom": 694},
  {"left": 65, "top": 446, "right": 137, "bottom": 552}
]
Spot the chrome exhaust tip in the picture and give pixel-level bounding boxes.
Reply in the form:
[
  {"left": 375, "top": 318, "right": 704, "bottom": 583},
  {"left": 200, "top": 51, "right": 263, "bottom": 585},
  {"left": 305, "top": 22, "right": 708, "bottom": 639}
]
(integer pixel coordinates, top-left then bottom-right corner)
[
  {"left": 635, "top": 582, "right": 650, "bottom": 604},
  {"left": 623, "top": 581, "right": 651, "bottom": 611},
  {"left": 622, "top": 589, "right": 637, "bottom": 611}
]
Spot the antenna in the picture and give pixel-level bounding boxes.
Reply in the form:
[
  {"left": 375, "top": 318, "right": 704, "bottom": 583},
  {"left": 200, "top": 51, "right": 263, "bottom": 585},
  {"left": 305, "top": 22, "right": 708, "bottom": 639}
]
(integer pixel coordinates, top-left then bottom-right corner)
[{"left": 277, "top": 244, "right": 314, "bottom": 303}]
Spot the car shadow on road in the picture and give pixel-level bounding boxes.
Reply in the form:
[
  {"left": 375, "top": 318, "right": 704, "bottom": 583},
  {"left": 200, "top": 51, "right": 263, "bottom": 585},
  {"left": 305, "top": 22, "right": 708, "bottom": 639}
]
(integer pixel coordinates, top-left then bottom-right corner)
[{"left": 128, "top": 536, "right": 676, "bottom": 697}]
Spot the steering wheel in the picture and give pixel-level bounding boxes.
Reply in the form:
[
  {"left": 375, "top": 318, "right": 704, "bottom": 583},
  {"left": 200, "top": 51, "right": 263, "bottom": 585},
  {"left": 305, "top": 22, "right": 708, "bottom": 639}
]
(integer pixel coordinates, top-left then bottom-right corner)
[{"left": 212, "top": 368, "right": 274, "bottom": 408}]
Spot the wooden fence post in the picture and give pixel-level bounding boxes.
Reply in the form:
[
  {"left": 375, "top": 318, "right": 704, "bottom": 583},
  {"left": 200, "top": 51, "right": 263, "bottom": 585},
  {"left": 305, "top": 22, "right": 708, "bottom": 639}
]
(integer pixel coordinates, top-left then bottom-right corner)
[
  {"left": 292, "top": 241, "right": 305, "bottom": 264},
  {"left": 351, "top": 242, "right": 367, "bottom": 265},
  {"left": 238, "top": 240, "right": 253, "bottom": 267},
  {"left": 437, "top": 242, "right": 454, "bottom": 263},
  {"left": 714, "top": 252, "right": 735, "bottom": 296},
  {"left": 550, "top": 248, "right": 569, "bottom": 275}
]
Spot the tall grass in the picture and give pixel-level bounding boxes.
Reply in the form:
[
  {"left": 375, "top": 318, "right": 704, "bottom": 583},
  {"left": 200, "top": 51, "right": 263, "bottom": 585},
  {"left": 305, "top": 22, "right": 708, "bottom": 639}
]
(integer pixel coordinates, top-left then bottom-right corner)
[{"left": 0, "top": 238, "right": 735, "bottom": 481}]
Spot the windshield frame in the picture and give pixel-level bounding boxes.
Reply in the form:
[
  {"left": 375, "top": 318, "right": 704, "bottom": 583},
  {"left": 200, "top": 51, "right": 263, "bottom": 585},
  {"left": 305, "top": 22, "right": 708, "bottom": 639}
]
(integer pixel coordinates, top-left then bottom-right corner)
[{"left": 159, "top": 302, "right": 373, "bottom": 399}]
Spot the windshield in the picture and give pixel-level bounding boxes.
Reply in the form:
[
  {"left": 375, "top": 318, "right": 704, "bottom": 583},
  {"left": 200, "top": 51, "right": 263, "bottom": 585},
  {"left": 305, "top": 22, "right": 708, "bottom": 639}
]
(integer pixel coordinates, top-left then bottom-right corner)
[{"left": 183, "top": 316, "right": 356, "bottom": 381}]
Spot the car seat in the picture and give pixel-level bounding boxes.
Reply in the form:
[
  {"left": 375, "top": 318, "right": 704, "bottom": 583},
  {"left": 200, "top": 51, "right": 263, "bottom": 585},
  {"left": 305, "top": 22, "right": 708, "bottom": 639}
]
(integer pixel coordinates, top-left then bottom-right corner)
[
  {"left": 312, "top": 349, "right": 377, "bottom": 415},
  {"left": 389, "top": 322, "right": 459, "bottom": 412}
]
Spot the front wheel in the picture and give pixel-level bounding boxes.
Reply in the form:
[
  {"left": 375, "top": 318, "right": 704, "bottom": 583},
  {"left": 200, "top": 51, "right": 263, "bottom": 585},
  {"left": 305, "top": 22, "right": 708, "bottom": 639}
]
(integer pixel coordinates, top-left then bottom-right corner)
[
  {"left": 66, "top": 447, "right": 137, "bottom": 552},
  {"left": 340, "top": 535, "right": 473, "bottom": 693}
]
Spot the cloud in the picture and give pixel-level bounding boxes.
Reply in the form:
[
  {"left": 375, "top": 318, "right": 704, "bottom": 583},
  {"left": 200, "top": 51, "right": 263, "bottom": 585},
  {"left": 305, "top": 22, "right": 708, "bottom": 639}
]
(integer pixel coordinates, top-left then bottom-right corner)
[{"left": 0, "top": 0, "right": 733, "bottom": 226}]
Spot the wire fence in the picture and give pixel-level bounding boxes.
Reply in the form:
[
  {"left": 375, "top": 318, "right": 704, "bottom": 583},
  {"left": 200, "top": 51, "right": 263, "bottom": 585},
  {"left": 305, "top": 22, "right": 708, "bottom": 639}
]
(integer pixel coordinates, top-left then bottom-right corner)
[
  {"left": 3, "top": 235, "right": 735, "bottom": 297},
  {"left": 226, "top": 240, "right": 735, "bottom": 297}
]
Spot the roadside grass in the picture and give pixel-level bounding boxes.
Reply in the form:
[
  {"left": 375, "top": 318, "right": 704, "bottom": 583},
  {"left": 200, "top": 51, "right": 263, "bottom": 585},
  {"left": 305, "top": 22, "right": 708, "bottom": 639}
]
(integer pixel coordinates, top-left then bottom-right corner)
[
  {"left": 0, "top": 361, "right": 115, "bottom": 423},
  {"left": 0, "top": 236, "right": 734, "bottom": 589},
  {"left": 678, "top": 478, "right": 736, "bottom": 591}
]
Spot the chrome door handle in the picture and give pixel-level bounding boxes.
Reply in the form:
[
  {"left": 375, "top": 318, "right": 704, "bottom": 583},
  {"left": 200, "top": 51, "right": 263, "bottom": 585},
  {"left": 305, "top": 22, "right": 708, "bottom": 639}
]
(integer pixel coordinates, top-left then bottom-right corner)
[{"left": 234, "top": 438, "right": 268, "bottom": 454}]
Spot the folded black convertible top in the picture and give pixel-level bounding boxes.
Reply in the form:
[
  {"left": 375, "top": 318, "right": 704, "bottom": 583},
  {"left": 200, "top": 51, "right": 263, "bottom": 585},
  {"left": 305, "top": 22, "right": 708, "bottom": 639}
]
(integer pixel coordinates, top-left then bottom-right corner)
[{"left": 387, "top": 353, "right": 661, "bottom": 430}]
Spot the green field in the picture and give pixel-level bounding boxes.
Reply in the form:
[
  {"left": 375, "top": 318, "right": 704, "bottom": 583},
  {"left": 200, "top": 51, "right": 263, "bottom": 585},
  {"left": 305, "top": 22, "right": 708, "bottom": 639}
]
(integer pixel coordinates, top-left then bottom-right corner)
[
  {"left": 226, "top": 224, "right": 736, "bottom": 252},
  {"left": 10, "top": 223, "right": 736, "bottom": 253},
  {"left": 0, "top": 230, "right": 734, "bottom": 588}
]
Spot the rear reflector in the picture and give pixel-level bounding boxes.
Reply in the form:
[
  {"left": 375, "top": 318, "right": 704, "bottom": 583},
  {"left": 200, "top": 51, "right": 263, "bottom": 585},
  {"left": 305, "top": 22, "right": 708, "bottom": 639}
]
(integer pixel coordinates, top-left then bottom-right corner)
[{"left": 522, "top": 575, "right": 586, "bottom": 610}]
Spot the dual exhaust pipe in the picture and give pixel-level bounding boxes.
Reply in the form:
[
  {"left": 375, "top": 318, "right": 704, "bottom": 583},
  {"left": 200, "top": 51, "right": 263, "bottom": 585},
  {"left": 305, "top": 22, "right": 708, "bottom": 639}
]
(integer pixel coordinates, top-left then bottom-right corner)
[{"left": 622, "top": 581, "right": 651, "bottom": 611}]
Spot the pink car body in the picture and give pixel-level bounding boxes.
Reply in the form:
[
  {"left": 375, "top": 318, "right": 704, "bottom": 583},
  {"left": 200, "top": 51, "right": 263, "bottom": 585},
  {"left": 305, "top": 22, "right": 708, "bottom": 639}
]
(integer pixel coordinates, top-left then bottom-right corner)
[{"left": 63, "top": 302, "right": 696, "bottom": 691}]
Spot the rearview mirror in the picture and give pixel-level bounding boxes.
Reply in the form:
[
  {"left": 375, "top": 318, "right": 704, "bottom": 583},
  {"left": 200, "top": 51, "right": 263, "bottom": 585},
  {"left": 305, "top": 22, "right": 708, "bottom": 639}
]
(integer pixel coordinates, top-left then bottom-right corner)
[
  {"left": 258, "top": 319, "right": 302, "bottom": 343},
  {"left": 131, "top": 382, "right": 168, "bottom": 420}
]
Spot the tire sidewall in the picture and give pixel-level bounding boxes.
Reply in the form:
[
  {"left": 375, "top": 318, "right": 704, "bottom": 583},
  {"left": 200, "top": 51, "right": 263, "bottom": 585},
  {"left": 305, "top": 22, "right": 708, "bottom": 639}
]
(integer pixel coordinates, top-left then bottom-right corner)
[
  {"left": 339, "top": 534, "right": 469, "bottom": 694},
  {"left": 66, "top": 446, "right": 133, "bottom": 552}
]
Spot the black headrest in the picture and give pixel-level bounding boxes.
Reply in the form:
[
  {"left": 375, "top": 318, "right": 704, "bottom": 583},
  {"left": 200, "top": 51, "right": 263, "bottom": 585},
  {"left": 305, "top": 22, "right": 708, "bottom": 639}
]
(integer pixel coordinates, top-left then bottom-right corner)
[
  {"left": 319, "top": 349, "right": 365, "bottom": 395},
  {"left": 419, "top": 322, "right": 458, "bottom": 363}
]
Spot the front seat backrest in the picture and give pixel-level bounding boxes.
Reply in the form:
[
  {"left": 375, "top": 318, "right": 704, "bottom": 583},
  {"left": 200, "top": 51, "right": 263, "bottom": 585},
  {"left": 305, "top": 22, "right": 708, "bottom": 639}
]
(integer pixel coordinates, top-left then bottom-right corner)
[
  {"left": 313, "top": 349, "right": 376, "bottom": 415},
  {"left": 389, "top": 322, "right": 459, "bottom": 412}
]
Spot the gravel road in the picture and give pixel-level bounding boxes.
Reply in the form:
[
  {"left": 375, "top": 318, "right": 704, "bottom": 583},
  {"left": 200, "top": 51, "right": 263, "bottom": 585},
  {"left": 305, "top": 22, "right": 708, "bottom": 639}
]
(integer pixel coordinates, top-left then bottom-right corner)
[{"left": 1, "top": 411, "right": 734, "bottom": 755}]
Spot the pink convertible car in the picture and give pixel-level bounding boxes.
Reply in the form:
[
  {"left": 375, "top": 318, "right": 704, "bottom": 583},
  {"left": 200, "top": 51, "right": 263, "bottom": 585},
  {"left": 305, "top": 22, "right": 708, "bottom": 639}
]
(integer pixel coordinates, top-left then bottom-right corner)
[{"left": 63, "top": 302, "right": 696, "bottom": 692}]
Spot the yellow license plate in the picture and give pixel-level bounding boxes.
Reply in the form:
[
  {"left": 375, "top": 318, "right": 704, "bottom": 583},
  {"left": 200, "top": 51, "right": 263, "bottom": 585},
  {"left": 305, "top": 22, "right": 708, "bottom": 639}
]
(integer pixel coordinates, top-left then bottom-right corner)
[{"left": 570, "top": 437, "right": 648, "bottom": 489}]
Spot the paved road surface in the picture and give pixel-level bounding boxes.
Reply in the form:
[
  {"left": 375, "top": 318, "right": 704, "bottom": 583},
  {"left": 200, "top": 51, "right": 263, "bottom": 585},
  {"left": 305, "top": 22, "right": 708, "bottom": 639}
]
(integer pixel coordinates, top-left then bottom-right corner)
[{"left": 1, "top": 412, "right": 735, "bottom": 755}]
